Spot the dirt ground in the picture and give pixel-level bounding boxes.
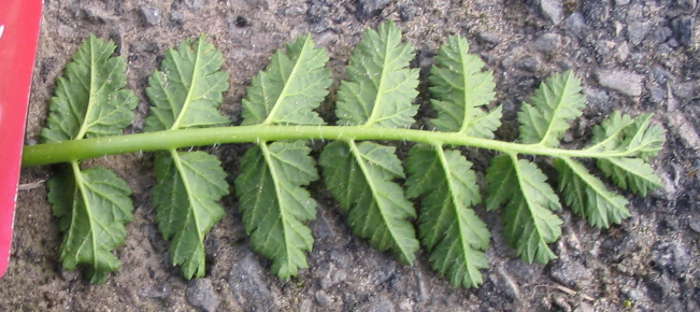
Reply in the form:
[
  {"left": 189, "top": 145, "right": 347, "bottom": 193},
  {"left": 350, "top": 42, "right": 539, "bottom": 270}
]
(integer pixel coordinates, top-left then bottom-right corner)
[{"left": 2, "top": 0, "right": 699, "bottom": 311}]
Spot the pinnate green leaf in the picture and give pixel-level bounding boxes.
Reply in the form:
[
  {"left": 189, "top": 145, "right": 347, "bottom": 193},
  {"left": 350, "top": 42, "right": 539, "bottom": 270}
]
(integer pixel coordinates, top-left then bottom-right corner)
[
  {"left": 42, "top": 35, "right": 137, "bottom": 142},
  {"left": 554, "top": 157, "right": 630, "bottom": 228},
  {"left": 241, "top": 35, "right": 331, "bottom": 126},
  {"left": 235, "top": 141, "right": 319, "bottom": 279},
  {"left": 48, "top": 165, "right": 133, "bottom": 284},
  {"left": 336, "top": 21, "right": 419, "bottom": 128},
  {"left": 146, "top": 36, "right": 230, "bottom": 278},
  {"left": 145, "top": 36, "right": 229, "bottom": 131},
  {"left": 153, "top": 151, "right": 228, "bottom": 279},
  {"left": 486, "top": 155, "right": 562, "bottom": 264},
  {"left": 406, "top": 144, "right": 489, "bottom": 288},
  {"left": 320, "top": 141, "right": 419, "bottom": 264},
  {"left": 518, "top": 70, "right": 586, "bottom": 146},
  {"left": 429, "top": 35, "right": 500, "bottom": 137}
]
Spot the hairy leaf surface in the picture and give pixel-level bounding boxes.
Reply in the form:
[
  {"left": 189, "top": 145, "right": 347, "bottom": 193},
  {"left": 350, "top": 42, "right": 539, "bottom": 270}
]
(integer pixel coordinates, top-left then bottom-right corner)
[
  {"left": 406, "top": 144, "right": 489, "bottom": 288},
  {"left": 486, "top": 155, "right": 562, "bottom": 264},
  {"left": 42, "top": 35, "right": 137, "bottom": 142},
  {"left": 320, "top": 141, "right": 419, "bottom": 264},
  {"left": 336, "top": 22, "right": 419, "bottom": 128},
  {"left": 518, "top": 70, "right": 586, "bottom": 146},
  {"left": 153, "top": 151, "right": 228, "bottom": 279},
  {"left": 235, "top": 141, "right": 318, "bottom": 279},
  {"left": 241, "top": 35, "right": 332, "bottom": 126},
  {"left": 554, "top": 157, "right": 630, "bottom": 228},
  {"left": 145, "top": 36, "right": 230, "bottom": 278},
  {"left": 48, "top": 165, "right": 133, "bottom": 284},
  {"left": 429, "top": 35, "right": 500, "bottom": 137},
  {"left": 145, "top": 36, "right": 229, "bottom": 131}
]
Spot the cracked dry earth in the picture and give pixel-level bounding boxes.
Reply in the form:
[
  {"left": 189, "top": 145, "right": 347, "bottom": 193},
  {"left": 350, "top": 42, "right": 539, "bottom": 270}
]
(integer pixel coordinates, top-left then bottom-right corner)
[{"left": 2, "top": 0, "right": 699, "bottom": 311}]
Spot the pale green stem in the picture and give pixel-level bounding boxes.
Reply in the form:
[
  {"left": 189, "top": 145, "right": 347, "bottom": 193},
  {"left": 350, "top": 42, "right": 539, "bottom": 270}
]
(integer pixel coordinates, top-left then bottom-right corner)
[{"left": 23, "top": 125, "right": 635, "bottom": 167}]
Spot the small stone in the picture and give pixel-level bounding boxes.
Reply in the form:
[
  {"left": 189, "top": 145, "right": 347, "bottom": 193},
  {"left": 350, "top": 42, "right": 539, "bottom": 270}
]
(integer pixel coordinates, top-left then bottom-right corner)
[
  {"left": 229, "top": 251, "right": 278, "bottom": 311},
  {"left": 518, "top": 56, "right": 540, "bottom": 72},
  {"left": 574, "top": 302, "right": 594, "bottom": 312},
  {"left": 399, "top": 5, "right": 416, "bottom": 22},
  {"left": 627, "top": 21, "right": 650, "bottom": 46},
  {"left": 652, "top": 241, "right": 691, "bottom": 277},
  {"left": 652, "top": 27, "right": 673, "bottom": 44},
  {"left": 299, "top": 299, "right": 313, "bottom": 312},
  {"left": 581, "top": 1, "right": 610, "bottom": 28},
  {"left": 533, "top": 33, "right": 561, "bottom": 54},
  {"left": 672, "top": 81, "right": 696, "bottom": 98},
  {"left": 676, "top": 0, "right": 697, "bottom": 10},
  {"left": 689, "top": 216, "right": 700, "bottom": 233},
  {"left": 140, "top": 7, "right": 161, "bottom": 27},
  {"left": 477, "top": 32, "right": 501, "bottom": 45},
  {"left": 537, "top": 0, "right": 564, "bottom": 24},
  {"left": 80, "top": 7, "right": 108, "bottom": 24},
  {"left": 615, "top": 42, "right": 629, "bottom": 61},
  {"left": 358, "top": 295, "right": 395, "bottom": 312},
  {"left": 596, "top": 69, "right": 644, "bottom": 97},
  {"left": 358, "top": 0, "right": 391, "bottom": 18},
  {"left": 649, "top": 86, "right": 666, "bottom": 105},
  {"left": 564, "top": 12, "right": 587, "bottom": 38},
  {"left": 183, "top": 0, "right": 205, "bottom": 10},
  {"left": 315, "top": 290, "right": 332, "bottom": 306},
  {"left": 672, "top": 16, "right": 695, "bottom": 47},
  {"left": 284, "top": 5, "right": 306, "bottom": 16},
  {"left": 186, "top": 279, "right": 220, "bottom": 312},
  {"left": 170, "top": 11, "right": 185, "bottom": 26},
  {"left": 615, "top": 0, "right": 630, "bottom": 5},
  {"left": 549, "top": 260, "right": 591, "bottom": 289}
]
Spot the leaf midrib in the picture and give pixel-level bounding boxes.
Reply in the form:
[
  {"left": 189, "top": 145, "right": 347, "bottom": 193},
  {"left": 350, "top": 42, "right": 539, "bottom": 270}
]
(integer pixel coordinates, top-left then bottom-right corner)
[
  {"left": 70, "top": 161, "right": 99, "bottom": 276},
  {"left": 364, "top": 28, "right": 395, "bottom": 127},
  {"left": 509, "top": 154, "right": 548, "bottom": 247},
  {"left": 171, "top": 38, "right": 204, "bottom": 130},
  {"left": 262, "top": 35, "right": 311, "bottom": 125},
  {"left": 169, "top": 149, "right": 205, "bottom": 269},
  {"left": 538, "top": 71, "right": 573, "bottom": 146}
]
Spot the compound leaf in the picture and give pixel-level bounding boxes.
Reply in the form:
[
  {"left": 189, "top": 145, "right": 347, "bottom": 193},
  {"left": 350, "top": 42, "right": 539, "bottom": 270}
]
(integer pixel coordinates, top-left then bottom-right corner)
[
  {"left": 320, "top": 141, "right": 419, "bottom": 264},
  {"left": 429, "top": 35, "right": 500, "bottom": 137},
  {"left": 596, "top": 157, "right": 662, "bottom": 196},
  {"left": 518, "top": 70, "right": 586, "bottom": 146},
  {"left": 235, "top": 141, "right": 319, "bottom": 279},
  {"left": 336, "top": 21, "right": 419, "bottom": 128},
  {"left": 153, "top": 151, "right": 228, "bottom": 279},
  {"left": 48, "top": 165, "right": 133, "bottom": 284},
  {"left": 241, "top": 35, "right": 331, "bottom": 126},
  {"left": 145, "top": 36, "right": 229, "bottom": 131},
  {"left": 554, "top": 157, "right": 630, "bottom": 228},
  {"left": 42, "top": 35, "right": 137, "bottom": 142},
  {"left": 146, "top": 37, "right": 230, "bottom": 278},
  {"left": 486, "top": 155, "right": 562, "bottom": 264},
  {"left": 406, "top": 144, "right": 490, "bottom": 288}
]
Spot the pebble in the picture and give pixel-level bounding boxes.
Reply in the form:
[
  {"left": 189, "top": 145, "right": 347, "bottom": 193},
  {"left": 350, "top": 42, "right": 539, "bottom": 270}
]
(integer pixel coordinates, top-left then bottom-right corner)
[
  {"left": 315, "top": 290, "right": 332, "bottom": 306},
  {"left": 628, "top": 21, "right": 650, "bottom": 46},
  {"left": 563, "top": 12, "right": 587, "bottom": 38},
  {"left": 652, "top": 241, "right": 691, "bottom": 277},
  {"left": 689, "top": 216, "right": 700, "bottom": 233},
  {"left": 140, "top": 7, "right": 161, "bottom": 27},
  {"left": 672, "top": 16, "right": 695, "bottom": 47},
  {"left": 183, "top": 0, "right": 205, "bottom": 10},
  {"left": 186, "top": 279, "right": 220, "bottom": 312},
  {"left": 652, "top": 26, "right": 673, "bottom": 44},
  {"left": 518, "top": 56, "right": 540, "bottom": 72},
  {"left": 533, "top": 33, "right": 561, "bottom": 54},
  {"left": 536, "top": 0, "right": 564, "bottom": 24},
  {"left": 228, "top": 251, "right": 278, "bottom": 311},
  {"left": 676, "top": 0, "right": 698, "bottom": 10},
  {"left": 549, "top": 260, "right": 591, "bottom": 289},
  {"left": 399, "top": 5, "right": 416, "bottom": 22},
  {"left": 358, "top": 295, "right": 395, "bottom": 312},
  {"left": 596, "top": 69, "right": 644, "bottom": 97},
  {"left": 615, "top": 0, "right": 630, "bottom": 6},
  {"left": 358, "top": 0, "right": 391, "bottom": 18}
]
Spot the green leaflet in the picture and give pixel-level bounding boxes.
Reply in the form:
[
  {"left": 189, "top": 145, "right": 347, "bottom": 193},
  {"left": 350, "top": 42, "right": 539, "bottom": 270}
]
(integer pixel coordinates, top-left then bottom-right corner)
[
  {"left": 323, "top": 23, "right": 420, "bottom": 264},
  {"left": 241, "top": 35, "right": 332, "bottom": 126},
  {"left": 48, "top": 165, "right": 133, "bottom": 284},
  {"left": 486, "top": 155, "right": 562, "bottom": 264},
  {"left": 235, "top": 141, "right": 318, "bottom": 279},
  {"left": 518, "top": 70, "right": 586, "bottom": 146},
  {"left": 406, "top": 144, "right": 489, "bottom": 288},
  {"left": 429, "top": 35, "right": 501, "bottom": 138},
  {"left": 153, "top": 151, "right": 227, "bottom": 279},
  {"left": 145, "top": 36, "right": 229, "bottom": 131},
  {"left": 336, "top": 21, "right": 419, "bottom": 128},
  {"left": 554, "top": 157, "right": 630, "bottom": 228},
  {"left": 320, "top": 141, "right": 419, "bottom": 264},
  {"left": 145, "top": 36, "right": 230, "bottom": 278},
  {"left": 42, "top": 35, "right": 136, "bottom": 283},
  {"left": 42, "top": 35, "right": 138, "bottom": 142},
  {"left": 236, "top": 35, "right": 330, "bottom": 278},
  {"left": 587, "top": 112, "right": 665, "bottom": 196}
]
